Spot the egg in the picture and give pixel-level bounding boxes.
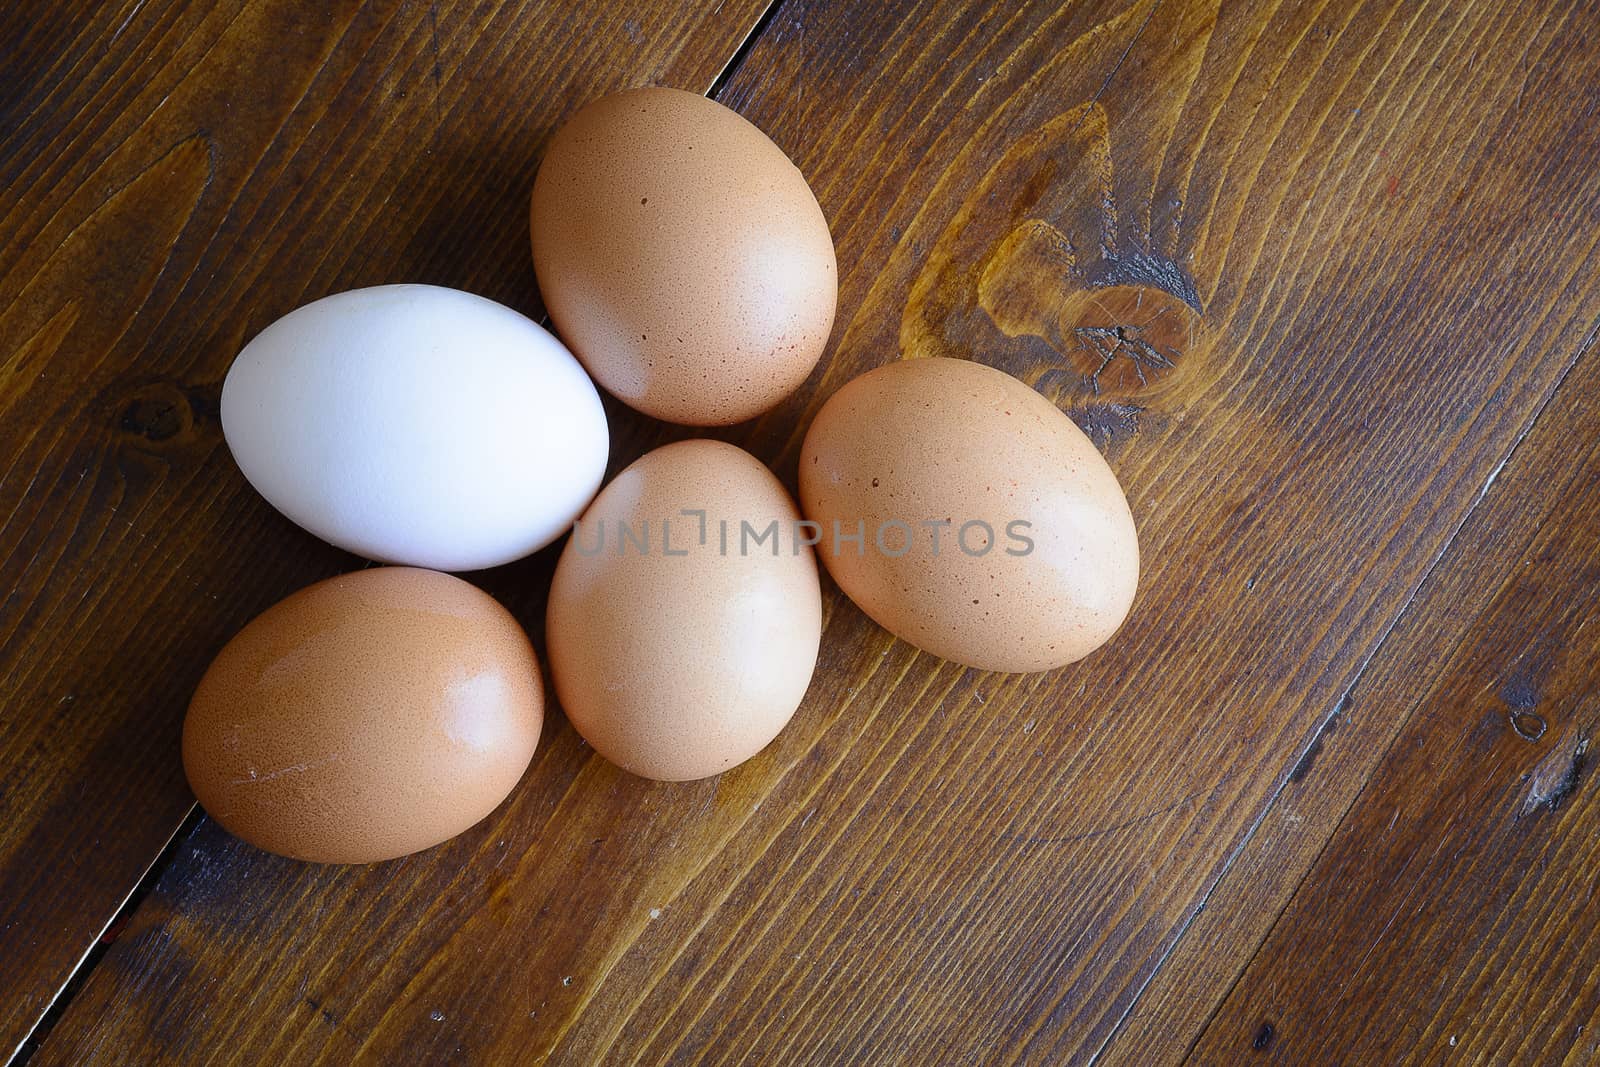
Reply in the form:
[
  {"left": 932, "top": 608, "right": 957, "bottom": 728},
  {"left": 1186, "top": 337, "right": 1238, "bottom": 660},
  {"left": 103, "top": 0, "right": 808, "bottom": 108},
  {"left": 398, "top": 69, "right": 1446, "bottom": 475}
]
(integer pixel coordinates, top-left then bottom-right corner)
[
  {"left": 799, "top": 357, "right": 1139, "bottom": 673},
  {"left": 530, "top": 87, "right": 837, "bottom": 426},
  {"left": 221, "top": 284, "right": 608, "bottom": 571},
  {"left": 546, "top": 440, "right": 821, "bottom": 780},
  {"left": 183, "top": 567, "right": 543, "bottom": 863}
]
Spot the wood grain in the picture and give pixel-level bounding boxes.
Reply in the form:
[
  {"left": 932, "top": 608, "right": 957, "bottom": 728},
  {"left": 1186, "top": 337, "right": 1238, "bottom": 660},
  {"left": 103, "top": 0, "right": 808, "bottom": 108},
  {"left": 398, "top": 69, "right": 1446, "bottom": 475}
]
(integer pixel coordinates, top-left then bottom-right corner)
[
  {"left": 1091, "top": 6, "right": 1600, "bottom": 1054},
  {"left": 0, "top": 0, "right": 771, "bottom": 1057},
  {"left": 10, "top": 0, "right": 1600, "bottom": 1064},
  {"left": 1182, "top": 340, "right": 1600, "bottom": 1064}
]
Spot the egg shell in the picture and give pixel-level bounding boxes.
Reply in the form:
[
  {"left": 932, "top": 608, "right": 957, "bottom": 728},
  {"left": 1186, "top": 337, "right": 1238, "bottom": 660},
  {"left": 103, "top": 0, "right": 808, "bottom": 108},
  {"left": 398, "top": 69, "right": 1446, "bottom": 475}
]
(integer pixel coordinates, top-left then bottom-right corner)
[
  {"left": 182, "top": 567, "right": 543, "bottom": 863},
  {"left": 530, "top": 87, "right": 837, "bottom": 426},
  {"left": 222, "top": 284, "right": 609, "bottom": 571},
  {"left": 799, "top": 357, "right": 1139, "bottom": 673},
  {"left": 546, "top": 440, "right": 821, "bottom": 780}
]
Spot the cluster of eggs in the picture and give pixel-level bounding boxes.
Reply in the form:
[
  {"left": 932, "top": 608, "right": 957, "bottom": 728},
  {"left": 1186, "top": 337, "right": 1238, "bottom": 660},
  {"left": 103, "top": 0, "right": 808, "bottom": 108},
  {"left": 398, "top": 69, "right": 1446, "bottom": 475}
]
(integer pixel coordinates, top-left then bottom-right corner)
[{"left": 183, "top": 88, "right": 1140, "bottom": 864}]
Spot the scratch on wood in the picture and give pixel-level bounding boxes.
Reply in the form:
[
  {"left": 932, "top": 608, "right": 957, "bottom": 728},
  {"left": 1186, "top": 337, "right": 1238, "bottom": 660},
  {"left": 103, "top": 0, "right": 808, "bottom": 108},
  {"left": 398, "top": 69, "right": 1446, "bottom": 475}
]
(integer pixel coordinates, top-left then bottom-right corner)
[
  {"left": 1519, "top": 734, "right": 1589, "bottom": 817},
  {"left": 427, "top": 1, "right": 444, "bottom": 82},
  {"left": 1078, "top": 0, "right": 1164, "bottom": 143},
  {"left": 111, "top": 0, "right": 150, "bottom": 43},
  {"left": 1004, "top": 774, "right": 1230, "bottom": 847},
  {"left": 1071, "top": 401, "right": 1144, "bottom": 447}
]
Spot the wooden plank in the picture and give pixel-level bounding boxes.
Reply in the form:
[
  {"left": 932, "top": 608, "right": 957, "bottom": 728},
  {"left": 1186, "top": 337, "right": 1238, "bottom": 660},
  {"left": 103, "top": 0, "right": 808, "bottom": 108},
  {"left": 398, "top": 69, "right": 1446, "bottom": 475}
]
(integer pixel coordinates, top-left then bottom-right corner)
[
  {"left": 0, "top": 0, "right": 771, "bottom": 1056},
  {"left": 21, "top": 0, "right": 1600, "bottom": 1064},
  {"left": 1093, "top": 15, "right": 1600, "bottom": 1058},
  {"left": 1187, "top": 342, "right": 1600, "bottom": 1064}
]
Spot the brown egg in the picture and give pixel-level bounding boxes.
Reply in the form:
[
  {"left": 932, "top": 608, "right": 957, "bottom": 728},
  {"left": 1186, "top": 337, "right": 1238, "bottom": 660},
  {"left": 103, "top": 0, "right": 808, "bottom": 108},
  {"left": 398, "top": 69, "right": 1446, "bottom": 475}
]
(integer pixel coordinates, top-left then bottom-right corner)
[
  {"left": 546, "top": 440, "right": 821, "bottom": 780},
  {"left": 799, "top": 357, "right": 1139, "bottom": 673},
  {"left": 182, "top": 567, "right": 543, "bottom": 863},
  {"left": 530, "top": 87, "right": 837, "bottom": 426}
]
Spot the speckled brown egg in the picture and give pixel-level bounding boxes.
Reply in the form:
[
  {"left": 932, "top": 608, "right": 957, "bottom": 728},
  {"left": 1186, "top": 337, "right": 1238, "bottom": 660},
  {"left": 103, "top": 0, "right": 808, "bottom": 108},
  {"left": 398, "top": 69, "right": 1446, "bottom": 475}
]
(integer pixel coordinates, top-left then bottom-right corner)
[
  {"left": 799, "top": 357, "right": 1139, "bottom": 673},
  {"left": 182, "top": 567, "right": 543, "bottom": 863},
  {"left": 530, "top": 87, "right": 837, "bottom": 426},
  {"left": 546, "top": 440, "right": 821, "bottom": 780}
]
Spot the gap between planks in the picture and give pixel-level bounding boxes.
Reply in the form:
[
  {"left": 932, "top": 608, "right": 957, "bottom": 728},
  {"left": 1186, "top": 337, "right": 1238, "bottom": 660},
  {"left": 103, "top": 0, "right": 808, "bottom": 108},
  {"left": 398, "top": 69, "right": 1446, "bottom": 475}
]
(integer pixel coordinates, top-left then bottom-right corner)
[{"left": 10, "top": 808, "right": 204, "bottom": 1066}]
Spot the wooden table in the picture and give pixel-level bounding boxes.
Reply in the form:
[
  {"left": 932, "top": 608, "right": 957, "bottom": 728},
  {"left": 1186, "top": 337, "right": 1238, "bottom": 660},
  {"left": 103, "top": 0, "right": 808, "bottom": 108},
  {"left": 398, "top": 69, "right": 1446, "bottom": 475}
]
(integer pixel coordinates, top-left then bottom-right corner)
[{"left": 4, "top": 1, "right": 1598, "bottom": 1063}]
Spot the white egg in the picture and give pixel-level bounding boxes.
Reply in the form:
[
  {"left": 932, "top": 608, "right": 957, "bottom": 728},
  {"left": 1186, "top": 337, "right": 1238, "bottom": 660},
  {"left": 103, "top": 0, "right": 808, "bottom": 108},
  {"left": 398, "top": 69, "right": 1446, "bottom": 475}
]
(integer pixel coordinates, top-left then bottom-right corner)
[{"left": 222, "top": 285, "right": 608, "bottom": 571}]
